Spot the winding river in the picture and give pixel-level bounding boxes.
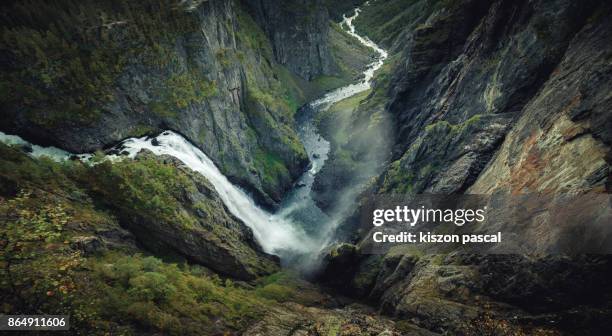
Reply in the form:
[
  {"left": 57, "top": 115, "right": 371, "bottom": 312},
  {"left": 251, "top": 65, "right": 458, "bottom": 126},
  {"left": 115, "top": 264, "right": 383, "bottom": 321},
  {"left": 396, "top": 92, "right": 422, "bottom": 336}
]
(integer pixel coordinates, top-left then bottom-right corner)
[{"left": 0, "top": 5, "right": 387, "bottom": 264}]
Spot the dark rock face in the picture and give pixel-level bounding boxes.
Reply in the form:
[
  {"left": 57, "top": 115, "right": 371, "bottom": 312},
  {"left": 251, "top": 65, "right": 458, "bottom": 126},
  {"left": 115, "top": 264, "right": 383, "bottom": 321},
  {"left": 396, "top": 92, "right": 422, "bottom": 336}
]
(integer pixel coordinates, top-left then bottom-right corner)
[
  {"left": 324, "top": 0, "right": 364, "bottom": 22},
  {"left": 0, "top": 0, "right": 317, "bottom": 208},
  {"left": 470, "top": 3, "right": 612, "bottom": 194},
  {"left": 319, "top": 0, "right": 612, "bottom": 334},
  {"left": 380, "top": 0, "right": 600, "bottom": 195},
  {"left": 242, "top": 0, "right": 338, "bottom": 80},
  {"left": 320, "top": 248, "right": 612, "bottom": 334}
]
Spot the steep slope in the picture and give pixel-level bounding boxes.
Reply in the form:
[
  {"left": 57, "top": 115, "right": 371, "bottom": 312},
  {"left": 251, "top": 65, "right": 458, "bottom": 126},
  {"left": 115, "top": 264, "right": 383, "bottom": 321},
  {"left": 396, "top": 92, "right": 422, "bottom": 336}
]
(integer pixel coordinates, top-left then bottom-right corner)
[
  {"left": 0, "top": 140, "right": 279, "bottom": 333},
  {"left": 319, "top": 0, "right": 612, "bottom": 334},
  {"left": 469, "top": 8, "right": 612, "bottom": 194},
  {"left": 0, "top": 142, "right": 279, "bottom": 281},
  {"left": 0, "top": 0, "right": 352, "bottom": 207},
  {"left": 242, "top": 0, "right": 336, "bottom": 81},
  {"left": 0, "top": 140, "right": 418, "bottom": 335}
]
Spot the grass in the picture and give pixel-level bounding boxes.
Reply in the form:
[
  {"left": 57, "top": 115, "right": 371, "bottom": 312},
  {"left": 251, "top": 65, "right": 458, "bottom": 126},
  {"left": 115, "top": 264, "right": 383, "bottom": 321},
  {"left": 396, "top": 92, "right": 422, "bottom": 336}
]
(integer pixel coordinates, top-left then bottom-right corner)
[
  {"left": 0, "top": 143, "right": 312, "bottom": 335},
  {"left": 424, "top": 114, "right": 483, "bottom": 134},
  {"left": 253, "top": 149, "right": 291, "bottom": 190}
]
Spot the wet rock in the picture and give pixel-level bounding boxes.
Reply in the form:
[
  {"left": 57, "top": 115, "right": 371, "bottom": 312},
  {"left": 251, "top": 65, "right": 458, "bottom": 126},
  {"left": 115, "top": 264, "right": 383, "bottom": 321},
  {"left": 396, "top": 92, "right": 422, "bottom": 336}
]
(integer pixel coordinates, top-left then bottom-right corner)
[
  {"left": 20, "top": 144, "right": 32, "bottom": 153},
  {"left": 0, "top": 0, "right": 315, "bottom": 209},
  {"left": 105, "top": 148, "right": 121, "bottom": 156}
]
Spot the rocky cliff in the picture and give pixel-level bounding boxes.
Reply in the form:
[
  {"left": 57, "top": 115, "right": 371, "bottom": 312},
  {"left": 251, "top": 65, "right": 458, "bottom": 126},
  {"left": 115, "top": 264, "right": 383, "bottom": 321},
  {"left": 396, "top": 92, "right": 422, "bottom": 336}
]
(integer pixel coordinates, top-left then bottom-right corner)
[
  {"left": 242, "top": 0, "right": 336, "bottom": 80},
  {"left": 378, "top": 0, "right": 608, "bottom": 196},
  {"left": 318, "top": 0, "right": 612, "bottom": 334},
  {"left": 0, "top": 0, "right": 350, "bottom": 208}
]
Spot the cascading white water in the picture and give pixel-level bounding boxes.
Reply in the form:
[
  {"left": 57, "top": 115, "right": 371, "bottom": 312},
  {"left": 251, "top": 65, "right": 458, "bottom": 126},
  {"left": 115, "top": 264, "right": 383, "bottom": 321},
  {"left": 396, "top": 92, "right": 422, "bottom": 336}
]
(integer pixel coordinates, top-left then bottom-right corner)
[
  {"left": 281, "top": 4, "right": 389, "bottom": 255},
  {"left": 117, "top": 132, "right": 319, "bottom": 255},
  {"left": 0, "top": 131, "right": 92, "bottom": 162},
  {"left": 0, "top": 4, "right": 388, "bottom": 261},
  {"left": 0, "top": 129, "right": 316, "bottom": 255},
  {"left": 310, "top": 6, "right": 388, "bottom": 110}
]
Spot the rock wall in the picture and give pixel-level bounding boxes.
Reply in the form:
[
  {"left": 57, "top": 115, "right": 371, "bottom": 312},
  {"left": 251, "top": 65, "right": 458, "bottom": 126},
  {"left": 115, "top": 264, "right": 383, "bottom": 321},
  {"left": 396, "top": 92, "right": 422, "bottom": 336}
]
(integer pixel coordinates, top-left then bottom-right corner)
[
  {"left": 89, "top": 151, "right": 281, "bottom": 281},
  {"left": 242, "top": 0, "right": 338, "bottom": 80},
  {"left": 0, "top": 0, "right": 345, "bottom": 207},
  {"left": 379, "top": 0, "right": 601, "bottom": 195},
  {"left": 320, "top": 0, "right": 612, "bottom": 333}
]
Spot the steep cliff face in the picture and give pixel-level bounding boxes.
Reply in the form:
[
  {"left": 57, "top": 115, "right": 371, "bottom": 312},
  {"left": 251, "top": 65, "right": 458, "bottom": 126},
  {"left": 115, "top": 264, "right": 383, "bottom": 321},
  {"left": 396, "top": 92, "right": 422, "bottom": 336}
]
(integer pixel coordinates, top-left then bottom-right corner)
[
  {"left": 378, "top": 0, "right": 601, "bottom": 196},
  {"left": 0, "top": 0, "right": 349, "bottom": 207},
  {"left": 320, "top": 0, "right": 612, "bottom": 334},
  {"left": 242, "top": 0, "right": 336, "bottom": 80},
  {"left": 469, "top": 6, "right": 612, "bottom": 194}
]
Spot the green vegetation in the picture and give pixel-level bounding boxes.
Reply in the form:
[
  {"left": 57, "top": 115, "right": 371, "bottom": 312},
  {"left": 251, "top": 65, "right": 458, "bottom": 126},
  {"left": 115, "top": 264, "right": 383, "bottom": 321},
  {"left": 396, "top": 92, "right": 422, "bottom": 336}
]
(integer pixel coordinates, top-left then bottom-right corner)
[
  {"left": 0, "top": 143, "right": 314, "bottom": 335},
  {"left": 127, "top": 125, "right": 156, "bottom": 138},
  {"left": 86, "top": 252, "right": 270, "bottom": 334},
  {"left": 380, "top": 159, "right": 415, "bottom": 194},
  {"left": 353, "top": 0, "right": 448, "bottom": 48},
  {"left": 381, "top": 114, "right": 484, "bottom": 194},
  {"left": 235, "top": 6, "right": 274, "bottom": 59},
  {"left": 78, "top": 156, "right": 198, "bottom": 229},
  {"left": 215, "top": 48, "right": 245, "bottom": 69},
  {"left": 236, "top": 5, "right": 305, "bottom": 115},
  {"left": 149, "top": 71, "right": 217, "bottom": 118},
  {"left": 234, "top": 5, "right": 310, "bottom": 196},
  {"left": 253, "top": 149, "right": 291, "bottom": 191},
  {"left": 424, "top": 114, "right": 482, "bottom": 134},
  {"left": 254, "top": 271, "right": 326, "bottom": 305},
  {"left": 311, "top": 75, "right": 352, "bottom": 93},
  {"left": 0, "top": 0, "right": 210, "bottom": 127}
]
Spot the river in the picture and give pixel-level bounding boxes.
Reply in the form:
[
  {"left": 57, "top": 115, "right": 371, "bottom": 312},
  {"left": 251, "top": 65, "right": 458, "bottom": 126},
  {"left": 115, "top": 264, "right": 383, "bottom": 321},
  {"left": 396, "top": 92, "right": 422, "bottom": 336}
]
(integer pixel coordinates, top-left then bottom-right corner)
[{"left": 0, "top": 4, "right": 388, "bottom": 265}]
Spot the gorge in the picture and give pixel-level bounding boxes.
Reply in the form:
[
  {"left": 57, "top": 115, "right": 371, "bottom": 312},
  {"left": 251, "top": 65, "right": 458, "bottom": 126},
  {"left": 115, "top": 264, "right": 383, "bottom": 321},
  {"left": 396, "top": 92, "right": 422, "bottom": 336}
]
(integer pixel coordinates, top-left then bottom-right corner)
[
  {"left": 1, "top": 4, "right": 387, "bottom": 263},
  {"left": 1, "top": 0, "right": 611, "bottom": 335}
]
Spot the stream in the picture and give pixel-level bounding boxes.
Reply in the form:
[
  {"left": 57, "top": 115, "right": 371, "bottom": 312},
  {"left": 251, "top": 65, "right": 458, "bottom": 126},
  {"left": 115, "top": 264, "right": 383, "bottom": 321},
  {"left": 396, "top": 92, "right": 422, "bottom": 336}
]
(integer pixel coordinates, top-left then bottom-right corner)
[{"left": 0, "top": 4, "right": 388, "bottom": 265}]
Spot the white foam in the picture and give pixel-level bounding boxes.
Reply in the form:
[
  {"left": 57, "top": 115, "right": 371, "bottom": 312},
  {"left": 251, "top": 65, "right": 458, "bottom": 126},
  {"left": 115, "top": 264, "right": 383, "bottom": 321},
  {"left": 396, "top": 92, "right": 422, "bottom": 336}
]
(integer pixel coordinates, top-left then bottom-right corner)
[
  {"left": 310, "top": 7, "right": 388, "bottom": 110},
  {"left": 0, "top": 4, "right": 389, "bottom": 260},
  {"left": 118, "top": 132, "right": 318, "bottom": 255},
  {"left": 0, "top": 131, "right": 92, "bottom": 162}
]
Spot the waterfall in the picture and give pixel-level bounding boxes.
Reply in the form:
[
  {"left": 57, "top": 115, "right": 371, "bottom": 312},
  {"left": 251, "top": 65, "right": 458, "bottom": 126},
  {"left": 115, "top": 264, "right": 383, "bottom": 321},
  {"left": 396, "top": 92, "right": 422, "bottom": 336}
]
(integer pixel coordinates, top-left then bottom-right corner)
[
  {"left": 118, "top": 132, "right": 319, "bottom": 255},
  {"left": 0, "top": 4, "right": 388, "bottom": 262}
]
